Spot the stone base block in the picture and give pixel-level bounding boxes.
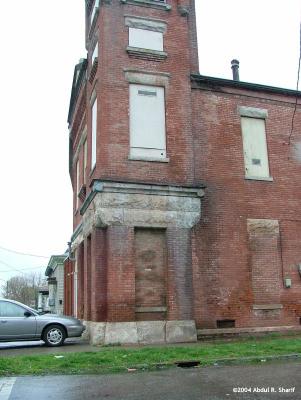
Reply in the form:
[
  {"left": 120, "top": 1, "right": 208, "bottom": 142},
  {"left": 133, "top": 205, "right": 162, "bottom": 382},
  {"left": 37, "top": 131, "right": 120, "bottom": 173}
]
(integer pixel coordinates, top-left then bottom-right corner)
[
  {"left": 105, "top": 322, "right": 138, "bottom": 345},
  {"left": 90, "top": 322, "right": 106, "bottom": 345},
  {"left": 137, "top": 321, "right": 166, "bottom": 344},
  {"left": 166, "top": 320, "right": 197, "bottom": 343},
  {"left": 84, "top": 320, "right": 197, "bottom": 345}
]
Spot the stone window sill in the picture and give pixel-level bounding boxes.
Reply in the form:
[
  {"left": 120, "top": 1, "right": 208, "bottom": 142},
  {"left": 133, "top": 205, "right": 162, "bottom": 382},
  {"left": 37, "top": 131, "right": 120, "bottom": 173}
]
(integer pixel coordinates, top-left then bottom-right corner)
[
  {"left": 126, "top": 46, "right": 167, "bottom": 61},
  {"left": 128, "top": 155, "right": 170, "bottom": 163},
  {"left": 245, "top": 175, "right": 274, "bottom": 182},
  {"left": 120, "top": 0, "right": 171, "bottom": 11},
  {"left": 253, "top": 304, "right": 283, "bottom": 310},
  {"left": 135, "top": 306, "right": 167, "bottom": 313}
]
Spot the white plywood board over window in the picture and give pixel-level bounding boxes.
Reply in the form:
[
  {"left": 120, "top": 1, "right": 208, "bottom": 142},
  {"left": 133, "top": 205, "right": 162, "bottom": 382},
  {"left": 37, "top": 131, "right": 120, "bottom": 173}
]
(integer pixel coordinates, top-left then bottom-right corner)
[
  {"left": 91, "top": 99, "right": 97, "bottom": 169},
  {"left": 129, "top": 27, "right": 163, "bottom": 51},
  {"left": 130, "top": 84, "right": 166, "bottom": 159},
  {"left": 241, "top": 117, "right": 270, "bottom": 178}
]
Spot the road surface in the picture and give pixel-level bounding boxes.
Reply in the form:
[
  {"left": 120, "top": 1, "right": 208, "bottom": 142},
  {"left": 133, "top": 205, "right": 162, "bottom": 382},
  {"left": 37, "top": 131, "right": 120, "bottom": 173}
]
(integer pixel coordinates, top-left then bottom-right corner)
[{"left": 0, "top": 359, "right": 300, "bottom": 400}]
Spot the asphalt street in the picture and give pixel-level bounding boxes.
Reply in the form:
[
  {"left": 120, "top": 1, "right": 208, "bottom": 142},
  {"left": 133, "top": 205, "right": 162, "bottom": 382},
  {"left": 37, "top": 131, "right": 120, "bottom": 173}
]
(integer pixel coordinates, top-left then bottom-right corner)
[{"left": 0, "top": 360, "right": 300, "bottom": 400}]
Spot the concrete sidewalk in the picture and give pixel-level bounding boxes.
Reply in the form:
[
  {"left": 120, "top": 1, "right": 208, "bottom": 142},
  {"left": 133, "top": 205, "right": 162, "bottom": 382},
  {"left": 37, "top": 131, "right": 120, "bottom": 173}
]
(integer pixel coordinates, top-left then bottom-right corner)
[{"left": 0, "top": 339, "right": 97, "bottom": 357}]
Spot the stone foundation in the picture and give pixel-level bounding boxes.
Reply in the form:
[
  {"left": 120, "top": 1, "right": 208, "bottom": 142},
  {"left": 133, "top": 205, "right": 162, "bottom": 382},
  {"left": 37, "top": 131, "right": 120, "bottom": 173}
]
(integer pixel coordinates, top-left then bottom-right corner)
[{"left": 82, "top": 320, "right": 197, "bottom": 345}]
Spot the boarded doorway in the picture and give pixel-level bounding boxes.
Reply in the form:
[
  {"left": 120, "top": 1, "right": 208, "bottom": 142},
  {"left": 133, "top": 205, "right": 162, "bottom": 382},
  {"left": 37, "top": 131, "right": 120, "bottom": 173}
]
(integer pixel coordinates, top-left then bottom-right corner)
[{"left": 134, "top": 228, "right": 167, "bottom": 321}]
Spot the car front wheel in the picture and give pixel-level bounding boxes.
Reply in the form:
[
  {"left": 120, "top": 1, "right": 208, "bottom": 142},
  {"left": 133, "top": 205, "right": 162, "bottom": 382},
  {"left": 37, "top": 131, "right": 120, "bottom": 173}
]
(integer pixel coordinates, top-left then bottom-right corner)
[{"left": 43, "top": 324, "right": 66, "bottom": 346}]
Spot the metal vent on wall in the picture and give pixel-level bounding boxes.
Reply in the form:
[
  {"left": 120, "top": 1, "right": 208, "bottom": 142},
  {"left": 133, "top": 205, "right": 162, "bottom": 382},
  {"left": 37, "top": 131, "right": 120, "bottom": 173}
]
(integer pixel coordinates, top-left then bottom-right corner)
[
  {"left": 138, "top": 90, "right": 157, "bottom": 96},
  {"left": 216, "top": 319, "right": 235, "bottom": 328}
]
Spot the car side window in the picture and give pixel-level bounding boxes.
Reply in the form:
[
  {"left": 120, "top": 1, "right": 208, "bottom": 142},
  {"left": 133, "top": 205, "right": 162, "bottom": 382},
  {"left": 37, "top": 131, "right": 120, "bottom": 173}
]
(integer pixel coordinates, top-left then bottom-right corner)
[{"left": 0, "top": 301, "right": 26, "bottom": 317}]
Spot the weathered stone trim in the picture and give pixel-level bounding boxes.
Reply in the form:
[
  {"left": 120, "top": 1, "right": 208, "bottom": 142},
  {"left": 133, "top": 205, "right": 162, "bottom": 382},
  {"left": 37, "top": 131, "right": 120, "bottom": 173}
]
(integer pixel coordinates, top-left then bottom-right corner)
[
  {"left": 125, "top": 15, "right": 167, "bottom": 32},
  {"left": 239, "top": 106, "right": 268, "bottom": 119},
  {"left": 135, "top": 306, "right": 167, "bottom": 312},
  {"left": 80, "top": 181, "right": 103, "bottom": 215},
  {"left": 178, "top": 5, "right": 190, "bottom": 16},
  {"left": 197, "top": 325, "right": 301, "bottom": 339},
  {"left": 247, "top": 219, "right": 279, "bottom": 235},
  {"left": 120, "top": 0, "right": 172, "bottom": 11},
  {"left": 124, "top": 68, "right": 170, "bottom": 87},
  {"left": 253, "top": 304, "right": 283, "bottom": 310},
  {"left": 71, "top": 223, "right": 83, "bottom": 242},
  {"left": 80, "top": 180, "right": 204, "bottom": 234},
  {"left": 126, "top": 46, "right": 167, "bottom": 61},
  {"left": 245, "top": 175, "right": 273, "bottom": 182},
  {"left": 128, "top": 155, "right": 169, "bottom": 162},
  {"left": 83, "top": 320, "right": 196, "bottom": 345}
]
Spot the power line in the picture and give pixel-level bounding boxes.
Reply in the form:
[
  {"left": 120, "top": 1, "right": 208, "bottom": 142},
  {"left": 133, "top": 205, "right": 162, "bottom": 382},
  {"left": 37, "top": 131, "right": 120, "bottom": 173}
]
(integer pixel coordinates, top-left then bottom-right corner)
[
  {"left": 0, "top": 265, "right": 45, "bottom": 273},
  {"left": 0, "top": 245, "right": 49, "bottom": 259},
  {"left": 0, "top": 260, "right": 45, "bottom": 275}
]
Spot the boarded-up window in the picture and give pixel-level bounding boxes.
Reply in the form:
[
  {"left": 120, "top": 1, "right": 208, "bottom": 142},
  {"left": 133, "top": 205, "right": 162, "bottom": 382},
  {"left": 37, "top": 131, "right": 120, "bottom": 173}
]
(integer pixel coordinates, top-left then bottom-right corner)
[
  {"left": 241, "top": 117, "right": 270, "bottom": 178},
  {"left": 129, "top": 28, "right": 163, "bottom": 51},
  {"left": 247, "top": 219, "right": 282, "bottom": 305},
  {"left": 76, "top": 160, "right": 80, "bottom": 209},
  {"left": 83, "top": 139, "right": 87, "bottom": 184},
  {"left": 130, "top": 84, "right": 166, "bottom": 159},
  {"left": 91, "top": 98, "right": 97, "bottom": 169},
  {"left": 135, "top": 229, "right": 167, "bottom": 321}
]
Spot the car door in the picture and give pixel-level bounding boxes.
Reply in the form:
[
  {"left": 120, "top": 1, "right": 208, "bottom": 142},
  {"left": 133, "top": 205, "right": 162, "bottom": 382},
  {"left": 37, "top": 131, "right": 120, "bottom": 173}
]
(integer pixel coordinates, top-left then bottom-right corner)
[{"left": 0, "top": 300, "right": 37, "bottom": 340}]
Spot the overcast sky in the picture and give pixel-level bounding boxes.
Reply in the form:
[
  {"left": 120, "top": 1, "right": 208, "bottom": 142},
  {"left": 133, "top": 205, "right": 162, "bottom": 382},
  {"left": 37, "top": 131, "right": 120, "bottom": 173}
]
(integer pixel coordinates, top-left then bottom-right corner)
[{"left": 0, "top": 0, "right": 300, "bottom": 284}]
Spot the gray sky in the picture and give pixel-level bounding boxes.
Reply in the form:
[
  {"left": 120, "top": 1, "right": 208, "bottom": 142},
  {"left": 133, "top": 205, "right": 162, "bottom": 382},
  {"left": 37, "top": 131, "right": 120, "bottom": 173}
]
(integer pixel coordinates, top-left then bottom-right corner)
[{"left": 0, "top": 0, "right": 300, "bottom": 284}]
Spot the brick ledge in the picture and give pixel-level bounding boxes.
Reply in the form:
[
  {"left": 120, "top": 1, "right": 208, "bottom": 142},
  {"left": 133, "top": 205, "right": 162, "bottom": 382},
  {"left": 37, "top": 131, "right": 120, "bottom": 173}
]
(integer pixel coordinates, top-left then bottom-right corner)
[{"left": 197, "top": 325, "right": 301, "bottom": 339}]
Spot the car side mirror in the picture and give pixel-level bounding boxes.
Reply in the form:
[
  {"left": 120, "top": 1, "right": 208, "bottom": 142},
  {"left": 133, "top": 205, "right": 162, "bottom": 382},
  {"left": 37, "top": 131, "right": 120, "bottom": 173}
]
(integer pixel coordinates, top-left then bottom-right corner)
[{"left": 24, "top": 311, "right": 32, "bottom": 318}]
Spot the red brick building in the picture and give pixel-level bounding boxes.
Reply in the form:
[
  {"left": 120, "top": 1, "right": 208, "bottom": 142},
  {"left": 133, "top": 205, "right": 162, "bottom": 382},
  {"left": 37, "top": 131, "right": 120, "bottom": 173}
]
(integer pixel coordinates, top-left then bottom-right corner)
[{"left": 66, "top": 0, "right": 301, "bottom": 344}]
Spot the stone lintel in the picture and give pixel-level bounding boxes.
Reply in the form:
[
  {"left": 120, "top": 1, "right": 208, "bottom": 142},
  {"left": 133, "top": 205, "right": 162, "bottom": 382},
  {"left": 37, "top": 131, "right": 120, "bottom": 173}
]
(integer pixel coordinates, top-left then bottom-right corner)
[
  {"left": 125, "top": 15, "right": 168, "bottom": 33},
  {"left": 120, "top": 0, "right": 172, "bottom": 11},
  {"left": 247, "top": 219, "right": 279, "bottom": 235}
]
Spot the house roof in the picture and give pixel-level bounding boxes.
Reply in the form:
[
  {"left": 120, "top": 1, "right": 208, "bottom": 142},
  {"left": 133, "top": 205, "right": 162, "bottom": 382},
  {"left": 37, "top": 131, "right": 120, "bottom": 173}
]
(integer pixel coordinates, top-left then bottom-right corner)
[
  {"left": 45, "top": 254, "right": 67, "bottom": 277},
  {"left": 191, "top": 74, "right": 301, "bottom": 98}
]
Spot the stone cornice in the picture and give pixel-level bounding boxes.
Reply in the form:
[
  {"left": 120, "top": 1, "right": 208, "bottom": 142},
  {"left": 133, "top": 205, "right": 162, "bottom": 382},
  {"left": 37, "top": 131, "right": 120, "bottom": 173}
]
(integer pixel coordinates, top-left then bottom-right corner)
[{"left": 80, "top": 180, "right": 205, "bottom": 232}]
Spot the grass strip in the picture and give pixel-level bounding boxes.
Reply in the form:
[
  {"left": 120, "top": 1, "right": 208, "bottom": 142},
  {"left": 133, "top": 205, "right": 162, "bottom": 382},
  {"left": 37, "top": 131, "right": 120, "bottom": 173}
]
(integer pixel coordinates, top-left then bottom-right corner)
[{"left": 1, "top": 335, "right": 301, "bottom": 376}]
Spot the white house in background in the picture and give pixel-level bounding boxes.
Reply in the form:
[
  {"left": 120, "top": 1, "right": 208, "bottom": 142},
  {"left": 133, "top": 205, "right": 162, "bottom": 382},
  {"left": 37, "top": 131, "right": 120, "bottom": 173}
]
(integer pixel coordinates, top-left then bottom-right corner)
[
  {"left": 45, "top": 254, "right": 66, "bottom": 315},
  {"left": 37, "top": 286, "right": 49, "bottom": 313}
]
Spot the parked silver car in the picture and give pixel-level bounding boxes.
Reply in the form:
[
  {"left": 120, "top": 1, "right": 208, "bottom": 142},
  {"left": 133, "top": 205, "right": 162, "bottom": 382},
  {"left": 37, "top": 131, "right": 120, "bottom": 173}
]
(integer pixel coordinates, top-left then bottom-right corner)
[{"left": 0, "top": 298, "right": 85, "bottom": 346}]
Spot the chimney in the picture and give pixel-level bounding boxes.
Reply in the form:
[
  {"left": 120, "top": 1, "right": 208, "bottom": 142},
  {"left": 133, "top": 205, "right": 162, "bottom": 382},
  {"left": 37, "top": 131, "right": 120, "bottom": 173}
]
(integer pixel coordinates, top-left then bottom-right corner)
[{"left": 231, "top": 59, "right": 240, "bottom": 81}]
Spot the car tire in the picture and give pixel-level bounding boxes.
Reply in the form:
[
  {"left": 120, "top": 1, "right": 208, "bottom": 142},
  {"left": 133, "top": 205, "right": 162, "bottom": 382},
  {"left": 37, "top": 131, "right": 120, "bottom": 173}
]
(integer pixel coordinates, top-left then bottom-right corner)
[{"left": 43, "top": 324, "right": 66, "bottom": 347}]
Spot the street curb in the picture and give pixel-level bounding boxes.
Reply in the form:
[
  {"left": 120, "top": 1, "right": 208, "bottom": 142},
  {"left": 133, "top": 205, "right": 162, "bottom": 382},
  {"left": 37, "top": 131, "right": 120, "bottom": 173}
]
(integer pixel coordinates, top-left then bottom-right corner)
[{"left": 203, "top": 353, "right": 301, "bottom": 367}]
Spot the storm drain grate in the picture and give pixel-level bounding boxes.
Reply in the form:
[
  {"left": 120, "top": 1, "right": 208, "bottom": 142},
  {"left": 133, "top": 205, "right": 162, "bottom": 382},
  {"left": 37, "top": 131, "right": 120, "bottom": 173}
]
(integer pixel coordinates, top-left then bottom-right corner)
[{"left": 175, "top": 360, "right": 200, "bottom": 368}]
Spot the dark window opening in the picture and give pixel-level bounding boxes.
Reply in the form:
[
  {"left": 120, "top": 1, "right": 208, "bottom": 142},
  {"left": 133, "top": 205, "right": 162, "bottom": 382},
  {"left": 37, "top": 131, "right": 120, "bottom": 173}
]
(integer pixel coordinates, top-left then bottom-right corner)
[{"left": 216, "top": 319, "right": 235, "bottom": 328}]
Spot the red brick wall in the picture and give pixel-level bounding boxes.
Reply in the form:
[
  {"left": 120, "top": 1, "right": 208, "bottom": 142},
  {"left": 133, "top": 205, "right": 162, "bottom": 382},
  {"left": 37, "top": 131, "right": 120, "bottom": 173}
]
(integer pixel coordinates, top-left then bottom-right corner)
[
  {"left": 68, "top": 1, "right": 301, "bottom": 330},
  {"left": 84, "top": 0, "right": 197, "bottom": 189},
  {"left": 77, "top": 242, "right": 85, "bottom": 319},
  {"left": 167, "top": 228, "right": 193, "bottom": 320},
  {"left": 106, "top": 226, "right": 135, "bottom": 322},
  {"left": 191, "top": 86, "right": 301, "bottom": 328},
  {"left": 83, "top": 235, "right": 92, "bottom": 321},
  {"left": 91, "top": 228, "right": 107, "bottom": 322}
]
